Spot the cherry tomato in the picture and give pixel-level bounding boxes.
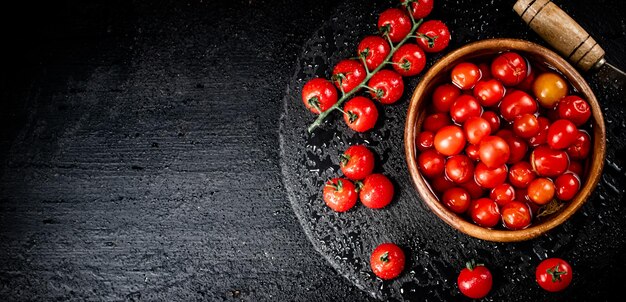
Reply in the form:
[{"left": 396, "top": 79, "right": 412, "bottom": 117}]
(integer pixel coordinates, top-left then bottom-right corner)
[
  {"left": 473, "top": 79, "right": 505, "bottom": 107},
  {"left": 557, "top": 95, "right": 591, "bottom": 126},
  {"left": 340, "top": 145, "right": 375, "bottom": 180},
  {"left": 370, "top": 243, "right": 405, "bottom": 280},
  {"left": 431, "top": 174, "right": 455, "bottom": 193},
  {"left": 457, "top": 260, "right": 493, "bottom": 299},
  {"left": 555, "top": 173, "right": 580, "bottom": 201},
  {"left": 459, "top": 178, "right": 485, "bottom": 199},
  {"left": 323, "top": 178, "right": 357, "bottom": 212},
  {"left": 332, "top": 59, "right": 366, "bottom": 93},
  {"left": 416, "top": 20, "right": 450, "bottom": 53},
  {"left": 434, "top": 125, "right": 466, "bottom": 156},
  {"left": 508, "top": 161, "right": 536, "bottom": 188},
  {"left": 501, "top": 201, "right": 532, "bottom": 230},
  {"left": 536, "top": 258, "right": 573, "bottom": 292},
  {"left": 532, "top": 72, "right": 568, "bottom": 108},
  {"left": 531, "top": 146, "right": 569, "bottom": 178},
  {"left": 358, "top": 36, "right": 391, "bottom": 71},
  {"left": 378, "top": 8, "right": 412, "bottom": 43},
  {"left": 392, "top": 43, "right": 426, "bottom": 76},
  {"left": 416, "top": 131, "right": 434, "bottom": 151},
  {"left": 442, "top": 187, "right": 471, "bottom": 214},
  {"left": 513, "top": 113, "right": 540, "bottom": 139},
  {"left": 465, "top": 144, "right": 480, "bottom": 161},
  {"left": 432, "top": 84, "right": 461, "bottom": 113},
  {"left": 568, "top": 160, "right": 584, "bottom": 177},
  {"left": 504, "top": 135, "right": 528, "bottom": 164},
  {"left": 481, "top": 111, "right": 501, "bottom": 132},
  {"left": 423, "top": 113, "right": 452, "bottom": 133},
  {"left": 527, "top": 177, "right": 555, "bottom": 205},
  {"left": 368, "top": 69, "right": 404, "bottom": 104},
  {"left": 470, "top": 198, "right": 500, "bottom": 227},
  {"left": 547, "top": 119, "right": 578, "bottom": 150},
  {"left": 360, "top": 174, "right": 395, "bottom": 209},
  {"left": 528, "top": 116, "right": 550, "bottom": 147},
  {"left": 475, "top": 162, "right": 508, "bottom": 189},
  {"left": 464, "top": 116, "right": 492, "bottom": 145},
  {"left": 343, "top": 96, "right": 379, "bottom": 132},
  {"left": 450, "top": 95, "right": 483, "bottom": 124},
  {"left": 478, "top": 136, "right": 510, "bottom": 168},
  {"left": 445, "top": 155, "right": 474, "bottom": 184},
  {"left": 499, "top": 90, "right": 538, "bottom": 121},
  {"left": 302, "top": 78, "right": 338, "bottom": 114},
  {"left": 404, "top": 0, "right": 433, "bottom": 19},
  {"left": 490, "top": 183, "right": 516, "bottom": 207},
  {"left": 566, "top": 130, "right": 591, "bottom": 160},
  {"left": 491, "top": 52, "right": 528, "bottom": 86},
  {"left": 452, "top": 62, "right": 482, "bottom": 90}
]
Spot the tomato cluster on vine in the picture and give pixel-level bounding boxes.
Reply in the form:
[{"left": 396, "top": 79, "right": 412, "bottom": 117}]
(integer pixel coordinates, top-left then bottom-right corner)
[
  {"left": 301, "top": 0, "right": 451, "bottom": 133},
  {"left": 416, "top": 51, "right": 593, "bottom": 230}
]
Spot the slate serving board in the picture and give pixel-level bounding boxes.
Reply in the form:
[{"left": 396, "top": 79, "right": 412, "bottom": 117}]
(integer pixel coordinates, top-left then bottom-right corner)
[{"left": 280, "top": 0, "right": 626, "bottom": 300}]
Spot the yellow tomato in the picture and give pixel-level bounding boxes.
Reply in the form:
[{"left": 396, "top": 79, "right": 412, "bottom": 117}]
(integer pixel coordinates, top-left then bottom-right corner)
[{"left": 532, "top": 72, "right": 568, "bottom": 108}]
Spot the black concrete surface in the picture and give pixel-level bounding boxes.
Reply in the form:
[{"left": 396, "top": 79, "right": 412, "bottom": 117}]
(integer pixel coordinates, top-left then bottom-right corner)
[{"left": 1, "top": 0, "right": 625, "bottom": 301}]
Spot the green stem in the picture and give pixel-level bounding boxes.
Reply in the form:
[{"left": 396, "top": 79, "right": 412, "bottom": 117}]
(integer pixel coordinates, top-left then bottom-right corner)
[{"left": 307, "top": 18, "right": 424, "bottom": 133}]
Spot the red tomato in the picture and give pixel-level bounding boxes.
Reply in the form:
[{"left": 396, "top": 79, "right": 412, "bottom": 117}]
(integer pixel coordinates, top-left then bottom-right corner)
[
  {"left": 566, "top": 130, "right": 591, "bottom": 160},
  {"left": 555, "top": 173, "right": 580, "bottom": 201},
  {"left": 360, "top": 174, "right": 395, "bottom": 209},
  {"left": 504, "top": 135, "right": 528, "bottom": 164},
  {"left": 459, "top": 178, "right": 485, "bottom": 199},
  {"left": 423, "top": 113, "right": 452, "bottom": 132},
  {"left": 568, "top": 160, "right": 584, "bottom": 177},
  {"left": 473, "top": 79, "right": 505, "bottom": 107},
  {"left": 527, "top": 177, "right": 555, "bottom": 205},
  {"left": 491, "top": 52, "right": 528, "bottom": 86},
  {"left": 452, "top": 62, "right": 482, "bottom": 90},
  {"left": 323, "top": 178, "right": 357, "bottom": 212},
  {"left": 392, "top": 43, "right": 426, "bottom": 76},
  {"left": 368, "top": 69, "right": 405, "bottom": 104},
  {"left": 513, "top": 113, "right": 540, "bottom": 139},
  {"left": 532, "top": 72, "right": 568, "bottom": 108},
  {"left": 547, "top": 119, "right": 578, "bottom": 150},
  {"left": 416, "top": 131, "right": 434, "bottom": 151},
  {"left": 432, "top": 84, "right": 461, "bottom": 113},
  {"left": 450, "top": 95, "right": 483, "bottom": 124},
  {"left": 470, "top": 198, "right": 500, "bottom": 227},
  {"left": 378, "top": 8, "right": 412, "bottom": 43},
  {"left": 478, "top": 136, "right": 510, "bottom": 168},
  {"left": 475, "top": 162, "right": 508, "bottom": 189},
  {"left": 442, "top": 187, "right": 471, "bottom": 214},
  {"left": 445, "top": 155, "right": 474, "bottom": 184},
  {"left": 302, "top": 78, "right": 338, "bottom": 114},
  {"left": 465, "top": 144, "right": 480, "bottom": 161},
  {"left": 431, "top": 174, "right": 455, "bottom": 193},
  {"left": 557, "top": 95, "right": 591, "bottom": 126},
  {"left": 499, "top": 90, "right": 538, "bottom": 121},
  {"left": 332, "top": 59, "right": 366, "bottom": 93},
  {"left": 481, "top": 111, "right": 501, "bottom": 132},
  {"left": 404, "top": 0, "right": 434, "bottom": 19},
  {"left": 463, "top": 116, "right": 492, "bottom": 145},
  {"left": 536, "top": 258, "right": 573, "bottom": 292},
  {"left": 457, "top": 260, "right": 493, "bottom": 299},
  {"left": 531, "top": 146, "right": 569, "bottom": 177},
  {"left": 416, "top": 20, "right": 450, "bottom": 53},
  {"left": 343, "top": 96, "right": 379, "bottom": 132},
  {"left": 508, "top": 161, "right": 536, "bottom": 188},
  {"left": 528, "top": 116, "right": 551, "bottom": 147},
  {"left": 358, "top": 36, "right": 391, "bottom": 71},
  {"left": 434, "top": 125, "right": 466, "bottom": 156},
  {"left": 490, "top": 183, "right": 516, "bottom": 207},
  {"left": 501, "top": 201, "right": 532, "bottom": 230},
  {"left": 340, "top": 145, "right": 375, "bottom": 180},
  {"left": 370, "top": 243, "right": 405, "bottom": 280}
]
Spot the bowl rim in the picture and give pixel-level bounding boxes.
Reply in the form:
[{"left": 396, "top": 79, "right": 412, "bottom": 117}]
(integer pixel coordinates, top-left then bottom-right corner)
[{"left": 404, "top": 38, "right": 606, "bottom": 242}]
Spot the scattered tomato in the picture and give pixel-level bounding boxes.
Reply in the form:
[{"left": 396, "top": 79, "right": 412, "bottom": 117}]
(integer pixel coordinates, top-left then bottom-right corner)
[
  {"left": 457, "top": 260, "right": 493, "bottom": 299},
  {"left": 536, "top": 258, "right": 573, "bottom": 292},
  {"left": 323, "top": 178, "right": 357, "bottom": 212},
  {"left": 340, "top": 145, "right": 375, "bottom": 180},
  {"left": 370, "top": 243, "right": 405, "bottom": 280},
  {"left": 360, "top": 174, "right": 395, "bottom": 208}
]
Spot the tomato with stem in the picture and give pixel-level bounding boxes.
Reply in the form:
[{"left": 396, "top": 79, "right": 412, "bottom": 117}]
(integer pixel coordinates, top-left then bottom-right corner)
[
  {"left": 457, "top": 260, "right": 493, "bottom": 299},
  {"left": 358, "top": 36, "right": 391, "bottom": 71},
  {"left": 416, "top": 20, "right": 450, "bottom": 53},
  {"left": 368, "top": 69, "right": 405, "bottom": 104},
  {"left": 392, "top": 43, "right": 426, "bottom": 76},
  {"left": 302, "top": 78, "right": 338, "bottom": 114},
  {"left": 332, "top": 59, "right": 366, "bottom": 93},
  {"left": 340, "top": 145, "right": 375, "bottom": 180},
  {"left": 370, "top": 243, "right": 405, "bottom": 280},
  {"left": 323, "top": 178, "right": 357, "bottom": 212},
  {"left": 378, "top": 8, "right": 412, "bottom": 43},
  {"left": 403, "top": 0, "right": 433, "bottom": 19},
  {"left": 536, "top": 258, "right": 573, "bottom": 292}
]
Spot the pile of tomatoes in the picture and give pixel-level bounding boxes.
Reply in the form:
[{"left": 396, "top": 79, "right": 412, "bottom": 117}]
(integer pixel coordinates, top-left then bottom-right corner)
[{"left": 416, "top": 51, "right": 592, "bottom": 229}]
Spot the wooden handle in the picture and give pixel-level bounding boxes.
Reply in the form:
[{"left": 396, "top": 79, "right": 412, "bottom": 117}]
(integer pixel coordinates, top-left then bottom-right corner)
[{"left": 514, "top": 0, "right": 605, "bottom": 71}]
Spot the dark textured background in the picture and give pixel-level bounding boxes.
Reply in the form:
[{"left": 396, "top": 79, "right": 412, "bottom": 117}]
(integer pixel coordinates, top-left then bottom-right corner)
[{"left": 0, "top": 0, "right": 624, "bottom": 301}]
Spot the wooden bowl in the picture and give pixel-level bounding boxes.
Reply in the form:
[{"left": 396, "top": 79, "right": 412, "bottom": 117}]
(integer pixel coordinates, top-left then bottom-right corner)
[{"left": 404, "top": 38, "right": 606, "bottom": 242}]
